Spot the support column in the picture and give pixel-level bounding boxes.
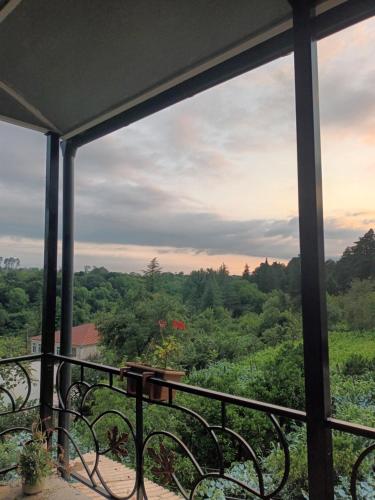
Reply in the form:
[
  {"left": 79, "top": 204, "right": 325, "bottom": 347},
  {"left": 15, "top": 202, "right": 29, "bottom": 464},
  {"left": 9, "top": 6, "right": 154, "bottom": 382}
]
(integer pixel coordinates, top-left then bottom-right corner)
[
  {"left": 58, "top": 140, "right": 77, "bottom": 476},
  {"left": 292, "top": 2, "right": 334, "bottom": 499},
  {"left": 40, "top": 132, "right": 60, "bottom": 433}
]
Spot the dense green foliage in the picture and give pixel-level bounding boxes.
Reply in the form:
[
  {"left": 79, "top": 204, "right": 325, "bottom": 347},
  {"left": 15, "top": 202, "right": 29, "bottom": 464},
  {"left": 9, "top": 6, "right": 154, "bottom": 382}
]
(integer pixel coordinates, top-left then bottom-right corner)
[
  {"left": 68, "top": 330, "right": 374, "bottom": 499},
  {"left": 0, "top": 230, "right": 374, "bottom": 498}
]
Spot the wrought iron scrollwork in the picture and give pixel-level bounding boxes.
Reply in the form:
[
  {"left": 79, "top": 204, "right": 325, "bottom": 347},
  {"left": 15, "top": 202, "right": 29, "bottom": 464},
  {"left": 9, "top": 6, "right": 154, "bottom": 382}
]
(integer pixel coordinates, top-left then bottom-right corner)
[
  {"left": 54, "top": 358, "right": 293, "bottom": 499},
  {"left": 0, "top": 357, "right": 39, "bottom": 477},
  {"left": 350, "top": 443, "right": 375, "bottom": 500},
  {"left": 2, "top": 354, "right": 374, "bottom": 500},
  {"left": 0, "top": 360, "right": 35, "bottom": 416},
  {"left": 0, "top": 427, "right": 32, "bottom": 475},
  {"left": 53, "top": 360, "right": 139, "bottom": 500},
  {"left": 142, "top": 399, "right": 290, "bottom": 499}
]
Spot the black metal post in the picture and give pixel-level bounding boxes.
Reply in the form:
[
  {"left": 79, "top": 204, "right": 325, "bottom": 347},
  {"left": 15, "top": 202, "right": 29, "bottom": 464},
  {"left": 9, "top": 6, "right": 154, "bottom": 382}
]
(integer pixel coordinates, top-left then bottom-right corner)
[
  {"left": 58, "top": 140, "right": 77, "bottom": 476},
  {"left": 40, "top": 132, "right": 59, "bottom": 438},
  {"left": 135, "top": 374, "right": 144, "bottom": 500},
  {"left": 291, "top": 1, "right": 334, "bottom": 499}
]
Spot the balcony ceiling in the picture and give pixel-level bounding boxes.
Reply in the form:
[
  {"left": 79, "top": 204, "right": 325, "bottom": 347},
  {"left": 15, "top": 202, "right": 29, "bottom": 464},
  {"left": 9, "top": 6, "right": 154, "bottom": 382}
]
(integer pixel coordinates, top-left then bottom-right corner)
[{"left": 0, "top": 0, "right": 348, "bottom": 140}]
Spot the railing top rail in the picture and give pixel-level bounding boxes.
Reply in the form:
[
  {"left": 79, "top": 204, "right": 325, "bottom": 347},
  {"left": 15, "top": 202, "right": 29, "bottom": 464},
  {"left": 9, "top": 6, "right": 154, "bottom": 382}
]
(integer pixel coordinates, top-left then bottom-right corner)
[
  {"left": 47, "top": 353, "right": 143, "bottom": 382},
  {"left": 42, "top": 353, "right": 375, "bottom": 438},
  {"left": 47, "top": 353, "right": 307, "bottom": 421},
  {"left": 148, "top": 376, "right": 307, "bottom": 421},
  {"left": 327, "top": 417, "right": 375, "bottom": 440},
  {"left": 0, "top": 353, "right": 41, "bottom": 365},
  {"left": 47, "top": 352, "right": 124, "bottom": 375}
]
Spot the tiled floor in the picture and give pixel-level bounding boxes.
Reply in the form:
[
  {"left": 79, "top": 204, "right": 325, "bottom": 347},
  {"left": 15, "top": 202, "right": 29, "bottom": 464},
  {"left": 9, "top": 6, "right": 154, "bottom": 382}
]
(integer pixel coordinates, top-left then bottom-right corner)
[{"left": 0, "top": 476, "right": 89, "bottom": 499}]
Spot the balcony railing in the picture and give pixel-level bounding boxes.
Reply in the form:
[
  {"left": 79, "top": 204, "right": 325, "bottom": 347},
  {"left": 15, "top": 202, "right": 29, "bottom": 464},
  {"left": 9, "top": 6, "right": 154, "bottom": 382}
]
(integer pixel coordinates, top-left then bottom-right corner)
[{"left": 0, "top": 353, "right": 374, "bottom": 499}]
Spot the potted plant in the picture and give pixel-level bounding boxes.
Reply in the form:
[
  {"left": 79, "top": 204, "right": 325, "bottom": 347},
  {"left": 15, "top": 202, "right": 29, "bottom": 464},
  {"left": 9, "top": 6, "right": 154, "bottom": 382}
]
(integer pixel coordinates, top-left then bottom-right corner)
[
  {"left": 19, "top": 422, "right": 53, "bottom": 495},
  {"left": 122, "top": 320, "right": 186, "bottom": 402}
]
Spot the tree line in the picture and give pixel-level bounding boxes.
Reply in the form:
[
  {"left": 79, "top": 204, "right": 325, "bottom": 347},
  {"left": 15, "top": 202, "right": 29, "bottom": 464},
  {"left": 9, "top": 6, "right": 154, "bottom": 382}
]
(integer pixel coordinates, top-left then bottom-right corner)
[
  {"left": 0, "top": 229, "right": 374, "bottom": 343},
  {"left": 247, "top": 229, "right": 375, "bottom": 295}
]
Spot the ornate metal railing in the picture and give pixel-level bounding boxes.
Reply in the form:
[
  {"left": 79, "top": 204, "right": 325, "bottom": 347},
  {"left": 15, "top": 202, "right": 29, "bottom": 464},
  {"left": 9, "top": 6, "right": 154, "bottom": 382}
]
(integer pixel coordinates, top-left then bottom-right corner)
[
  {"left": 0, "top": 354, "right": 41, "bottom": 476},
  {"left": 0, "top": 354, "right": 40, "bottom": 416},
  {"left": 0, "top": 353, "right": 374, "bottom": 499}
]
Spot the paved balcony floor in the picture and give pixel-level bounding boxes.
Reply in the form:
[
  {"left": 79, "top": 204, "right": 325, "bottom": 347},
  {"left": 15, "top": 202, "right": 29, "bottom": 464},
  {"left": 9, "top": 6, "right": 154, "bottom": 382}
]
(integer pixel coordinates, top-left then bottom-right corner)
[
  {"left": 0, "top": 476, "right": 90, "bottom": 499},
  {"left": 0, "top": 454, "right": 180, "bottom": 500},
  {"left": 71, "top": 453, "right": 180, "bottom": 499}
]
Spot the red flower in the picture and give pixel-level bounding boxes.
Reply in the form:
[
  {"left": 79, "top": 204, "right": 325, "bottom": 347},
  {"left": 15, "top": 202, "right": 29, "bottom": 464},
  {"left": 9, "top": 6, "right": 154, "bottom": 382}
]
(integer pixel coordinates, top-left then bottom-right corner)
[{"left": 172, "top": 320, "right": 186, "bottom": 330}]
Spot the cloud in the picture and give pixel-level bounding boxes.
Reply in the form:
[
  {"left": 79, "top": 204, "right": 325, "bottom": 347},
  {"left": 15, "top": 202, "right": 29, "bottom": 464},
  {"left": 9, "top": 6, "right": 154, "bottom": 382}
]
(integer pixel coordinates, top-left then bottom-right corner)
[
  {"left": 320, "top": 70, "right": 375, "bottom": 129},
  {"left": 0, "top": 124, "right": 45, "bottom": 190},
  {"left": 75, "top": 211, "right": 298, "bottom": 258},
  {"left": 319, "top": 20, "right": 375, "bottom": 131},
  {"left": 0, "top": 17, "right": 374, "bottom": 271}
]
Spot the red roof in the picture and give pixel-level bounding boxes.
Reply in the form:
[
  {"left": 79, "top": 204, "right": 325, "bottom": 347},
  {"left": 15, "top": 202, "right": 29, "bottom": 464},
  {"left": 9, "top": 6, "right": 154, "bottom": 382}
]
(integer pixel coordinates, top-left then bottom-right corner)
[{"left": 31, "top": 323, "right": 99, "bottom": 347}]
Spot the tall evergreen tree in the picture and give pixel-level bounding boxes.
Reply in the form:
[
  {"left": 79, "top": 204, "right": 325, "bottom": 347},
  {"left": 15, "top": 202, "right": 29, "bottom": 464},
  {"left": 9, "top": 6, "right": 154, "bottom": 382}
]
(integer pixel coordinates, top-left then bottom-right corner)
[
  {"left": 252, "top": 259, "right": 271, "bottom": 292},
  {"left": 242, "top": 263, "right": 250, "bottom": 279},
  {"left": 286, "top": 257, "right": 301, "bottom": 299},
  {"left": 143, "top": 257, "right": 162, "bottom": 292},
  {"left": 183, "top": 269, "right": 207, "bottom": 311},
  {"left": 201, "top": 273, "right": 223, "bottom": 310},
  {"left": 217, "top": 263, "right": 230, "bottom": 290},
  {"left": 252, "top": 259, "right": 286, "bottom": 293},
  {"left": 336, "top": 229, "right": 375, "bottom": 290},
  {"left": 325, "top": 259, "right": 339, "bottom": 295}
]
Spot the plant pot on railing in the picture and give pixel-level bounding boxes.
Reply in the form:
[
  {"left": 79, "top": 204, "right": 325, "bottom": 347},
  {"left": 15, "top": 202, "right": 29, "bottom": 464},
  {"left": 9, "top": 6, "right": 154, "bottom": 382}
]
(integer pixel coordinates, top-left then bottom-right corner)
[{"left": 123, "top": 362, "right": 185, "bottom": 402}]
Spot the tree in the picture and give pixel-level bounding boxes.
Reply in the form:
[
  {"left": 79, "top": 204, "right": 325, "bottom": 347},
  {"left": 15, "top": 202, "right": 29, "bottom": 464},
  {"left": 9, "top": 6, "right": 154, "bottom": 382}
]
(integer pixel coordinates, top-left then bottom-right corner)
[
  {"left": 256, "top": 342, "right": 305, "bottom": 409},
  {"left": 0, "top": 336, "right": 27, "bottom": 401},
  {"left": 201, "top": 273, "right": 223, "bottom": 310},
  {"left": 143, "top": 258, "right": 162, "bottom": 292},
  {"left": 73, "top": 286, "right": 91, "bottom": 324},
  {"left": 183, "top": 269, "right": 207, "bottom": 311},
  {"left": 218, "top": 263, "right": 229, "bottom": 275},
  {"left": 325, "top": 259, "right": 339, "bottom": 295},
  {"left": 242, "top": 263, "right": 250, "bottom": 279},
  {"left": 336, "top": 229, "right": 375, "bottom": 290},
  {"left": 252, "top": 259, "right": 286, "bottom": 293},
  {"left": 97, "top": 292, "right": 185, "bottom": 362},
  {"left": 224, "top": 280, "right": 265, "bottom": 316},
  {"left": 7, "top": 288, "right": 28, "bottom": 313},
  {"left": 82, "top": 267, "right": 109, "bottom": 289},
  {"left": 340, "top": 279, "right": 375, "bottom": 330},
  {"left": 270, "top": 261, "right": 287, "bottom": 290},
  {"left": 3, "top": 257, "right": 20, "bottom": 270},
  {"left": 183, "top": 267, "right": 229, "bottom": 312},
  {"left": 286, "top": 257, "right": 301, "bottom": 300}
]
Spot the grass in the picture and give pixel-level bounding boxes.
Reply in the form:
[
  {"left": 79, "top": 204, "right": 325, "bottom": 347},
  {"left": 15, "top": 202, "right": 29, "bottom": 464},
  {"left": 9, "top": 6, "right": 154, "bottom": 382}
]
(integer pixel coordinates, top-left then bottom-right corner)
[
  {"left": 328, "top": 330, "right": 375, "bottom": 367},
  {"left": 243, "top": 330, "right": 375, "bottom": 370},
  {"left": 243, "top": 343, "right": 284, "bottom": 366}
]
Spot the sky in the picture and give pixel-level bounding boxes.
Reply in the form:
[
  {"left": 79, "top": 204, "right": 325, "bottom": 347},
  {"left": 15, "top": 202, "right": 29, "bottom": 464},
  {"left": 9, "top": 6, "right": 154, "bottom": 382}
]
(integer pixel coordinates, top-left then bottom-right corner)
[{"left": 0, "top": 17, "right": 374, "bottom": 275}]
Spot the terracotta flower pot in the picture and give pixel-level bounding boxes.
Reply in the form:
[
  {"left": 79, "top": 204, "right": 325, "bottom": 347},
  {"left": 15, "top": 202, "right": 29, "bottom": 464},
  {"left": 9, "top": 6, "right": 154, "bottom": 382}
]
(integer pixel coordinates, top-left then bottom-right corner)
[
  {"left": 22, "top": 478, "right": 45, "bottom": 496},
  {"left": 123, "top": 362, "right": 185, "bottom": 402}
]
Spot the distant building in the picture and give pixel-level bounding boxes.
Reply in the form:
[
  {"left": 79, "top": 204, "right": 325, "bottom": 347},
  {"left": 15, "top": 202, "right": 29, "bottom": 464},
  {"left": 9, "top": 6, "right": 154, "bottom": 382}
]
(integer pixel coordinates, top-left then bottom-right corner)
[{"left": 31, "top": 323, "right": 100, "bottom": 360}]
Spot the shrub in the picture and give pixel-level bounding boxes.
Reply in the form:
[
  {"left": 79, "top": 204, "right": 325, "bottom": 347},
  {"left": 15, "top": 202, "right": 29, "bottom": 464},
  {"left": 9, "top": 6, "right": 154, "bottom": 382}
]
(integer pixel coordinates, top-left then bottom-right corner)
[
  {"left": 342, "top": 354, "right": 375, "bottom": 377},
  {"left": 19, "top": 423, "right": 53, "bottom": 486}
]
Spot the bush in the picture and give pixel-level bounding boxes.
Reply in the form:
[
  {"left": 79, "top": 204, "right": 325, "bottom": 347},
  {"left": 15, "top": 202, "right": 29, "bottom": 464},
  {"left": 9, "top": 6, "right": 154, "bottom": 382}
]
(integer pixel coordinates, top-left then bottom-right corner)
[{"left": 341, "top": 354, "right": 375, "bottom": 377}]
